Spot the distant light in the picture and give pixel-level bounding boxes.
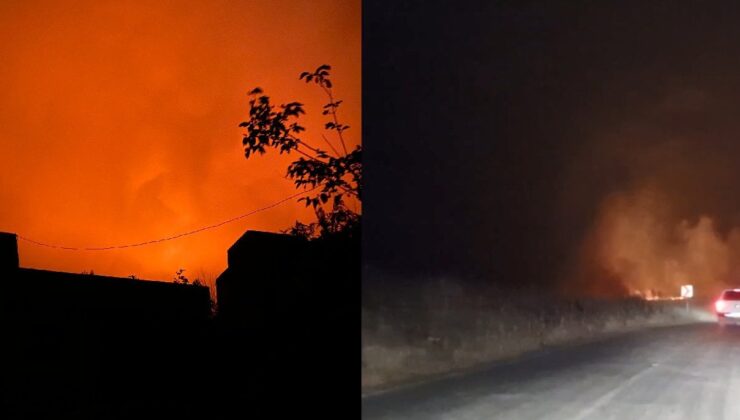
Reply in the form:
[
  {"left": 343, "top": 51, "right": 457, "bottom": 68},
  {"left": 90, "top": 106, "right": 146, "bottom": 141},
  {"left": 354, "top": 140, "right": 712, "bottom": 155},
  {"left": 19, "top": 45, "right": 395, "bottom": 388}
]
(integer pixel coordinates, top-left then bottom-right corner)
[{"left": 716, "top": 300, "right": 726, "bottom": 312}]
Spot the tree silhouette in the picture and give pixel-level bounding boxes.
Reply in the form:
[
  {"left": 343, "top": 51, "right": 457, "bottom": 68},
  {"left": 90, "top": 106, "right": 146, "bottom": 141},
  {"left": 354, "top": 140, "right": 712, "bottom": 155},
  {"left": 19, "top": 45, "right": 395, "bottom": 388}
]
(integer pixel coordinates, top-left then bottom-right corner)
[
  {"left": 240, "top": 65, "right": 361, "bottom": 239},
  {"left": 173, "top": 268, "right": 189, "bottom": 285}
]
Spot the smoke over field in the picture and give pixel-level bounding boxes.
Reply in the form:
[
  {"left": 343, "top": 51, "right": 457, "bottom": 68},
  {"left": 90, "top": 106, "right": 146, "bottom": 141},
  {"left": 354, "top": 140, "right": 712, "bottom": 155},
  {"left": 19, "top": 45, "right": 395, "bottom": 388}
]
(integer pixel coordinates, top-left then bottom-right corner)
[{"left": 576, "top": 185, "right": 740, "bottom": 299}]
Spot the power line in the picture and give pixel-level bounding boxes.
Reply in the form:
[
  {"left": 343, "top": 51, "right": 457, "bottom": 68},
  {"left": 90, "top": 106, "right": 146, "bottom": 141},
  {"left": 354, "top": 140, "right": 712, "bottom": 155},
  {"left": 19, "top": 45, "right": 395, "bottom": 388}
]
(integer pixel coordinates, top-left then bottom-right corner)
[{"left": 17, "top": 187, "right": 318, "bottom": 251}]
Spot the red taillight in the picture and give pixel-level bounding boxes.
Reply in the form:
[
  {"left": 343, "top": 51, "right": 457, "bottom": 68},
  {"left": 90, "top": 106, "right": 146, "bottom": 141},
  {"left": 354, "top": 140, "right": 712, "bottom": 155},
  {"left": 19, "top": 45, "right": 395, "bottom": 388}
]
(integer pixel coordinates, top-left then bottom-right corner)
[{"left": 716, "top": 300, "right": 726, "bottom": 312}]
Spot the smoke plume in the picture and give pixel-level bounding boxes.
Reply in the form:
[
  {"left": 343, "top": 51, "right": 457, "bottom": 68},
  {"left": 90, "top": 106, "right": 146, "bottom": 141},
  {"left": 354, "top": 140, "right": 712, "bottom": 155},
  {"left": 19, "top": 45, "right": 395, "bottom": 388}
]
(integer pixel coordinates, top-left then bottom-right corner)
[{"left": 577, "top": 184, "right": 740, "bottom": 299}]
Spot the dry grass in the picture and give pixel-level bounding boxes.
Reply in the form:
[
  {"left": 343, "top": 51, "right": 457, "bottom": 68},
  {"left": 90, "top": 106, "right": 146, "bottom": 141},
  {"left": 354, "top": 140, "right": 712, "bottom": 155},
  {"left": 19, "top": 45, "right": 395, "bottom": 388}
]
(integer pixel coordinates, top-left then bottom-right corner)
[{"left": 361, "top": 274, "right": 701, "bottom": 393}]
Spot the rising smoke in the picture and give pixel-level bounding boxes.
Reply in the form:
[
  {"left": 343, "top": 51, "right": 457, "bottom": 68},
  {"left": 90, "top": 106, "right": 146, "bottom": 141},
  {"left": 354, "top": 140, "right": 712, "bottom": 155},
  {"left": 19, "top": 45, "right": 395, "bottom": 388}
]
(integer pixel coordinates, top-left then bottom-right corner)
[{"left": 579, "top": 184, "right": 740, "bottom": 299}]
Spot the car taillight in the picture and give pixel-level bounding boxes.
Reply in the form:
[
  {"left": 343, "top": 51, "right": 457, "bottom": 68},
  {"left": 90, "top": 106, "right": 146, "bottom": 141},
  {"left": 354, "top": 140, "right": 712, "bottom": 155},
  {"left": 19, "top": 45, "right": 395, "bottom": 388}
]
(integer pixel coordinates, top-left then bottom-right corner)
[{"left": 716, "top": 300, "right": 726, "bottom": 312}]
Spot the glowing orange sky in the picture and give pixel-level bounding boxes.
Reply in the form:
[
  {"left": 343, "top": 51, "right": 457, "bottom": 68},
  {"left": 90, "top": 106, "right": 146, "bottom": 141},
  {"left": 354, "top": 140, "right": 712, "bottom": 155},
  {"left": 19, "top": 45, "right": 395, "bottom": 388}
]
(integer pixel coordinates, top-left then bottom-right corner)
[{"left": 0, "top": 0, "right": 360, "bottom": 284}]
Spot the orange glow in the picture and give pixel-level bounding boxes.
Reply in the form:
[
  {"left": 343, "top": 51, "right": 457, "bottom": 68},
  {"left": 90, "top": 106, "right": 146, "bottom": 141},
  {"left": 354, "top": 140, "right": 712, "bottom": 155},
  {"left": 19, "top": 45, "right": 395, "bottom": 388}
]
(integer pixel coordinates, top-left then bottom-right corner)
[
  {"left": 0, "top": 1, "right": 360, "bottom": 282},
  {"left": 574, "top": 184, "right": 740, "bottom": 299}
]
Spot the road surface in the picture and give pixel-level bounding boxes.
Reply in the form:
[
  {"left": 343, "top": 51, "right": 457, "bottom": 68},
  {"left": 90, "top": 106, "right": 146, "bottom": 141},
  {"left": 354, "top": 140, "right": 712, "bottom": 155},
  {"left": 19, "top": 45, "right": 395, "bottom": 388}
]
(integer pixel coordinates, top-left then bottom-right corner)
[{"left": 362, "top": 322, "right": 740, "bottom": 419}]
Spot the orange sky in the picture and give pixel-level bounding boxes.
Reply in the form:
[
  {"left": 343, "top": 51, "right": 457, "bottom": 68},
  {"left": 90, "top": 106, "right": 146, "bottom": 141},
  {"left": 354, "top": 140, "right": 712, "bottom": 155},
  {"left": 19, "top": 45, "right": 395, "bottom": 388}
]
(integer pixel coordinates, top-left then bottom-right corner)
[{"left": 0, "top": 0, "right": 360, "bottom": 284}]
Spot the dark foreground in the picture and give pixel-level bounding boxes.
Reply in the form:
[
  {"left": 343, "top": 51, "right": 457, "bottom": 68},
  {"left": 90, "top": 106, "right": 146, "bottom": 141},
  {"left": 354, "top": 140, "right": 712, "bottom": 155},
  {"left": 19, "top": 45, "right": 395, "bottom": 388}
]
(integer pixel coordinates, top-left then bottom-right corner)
[
  {"left": 2, "top": 317, "right": 355, "bottom": 418},
  {"left": 0, "top": 230, "right": 358, "bottom": 418},
  {"left": 363, "top": 322, "right": 740, "bottom": 420}
]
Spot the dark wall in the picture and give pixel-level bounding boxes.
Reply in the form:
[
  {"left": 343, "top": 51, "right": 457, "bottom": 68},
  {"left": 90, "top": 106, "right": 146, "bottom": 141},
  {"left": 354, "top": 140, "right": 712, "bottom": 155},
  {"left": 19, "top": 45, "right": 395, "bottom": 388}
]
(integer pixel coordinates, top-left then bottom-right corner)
[
  {"left": 0, "top": 234, "right": 215, "bottom": 418},
  {"left": 216, "top": 230, "right": 359, "bottom": 333},
  {"left": 6, "top": 268, "right": 212, "bottom": 323},
  {"left": 0, "top": 232, "right": 211, "bottom": 324},
  {"left": 0, "top": 232, "right": 18, "bottom": 271},
  {"left": 215, "top": 230, "right": 359, "bottom": 406},
  {"left": 217, "top": 231, "right": 307, "bottom": 325}
]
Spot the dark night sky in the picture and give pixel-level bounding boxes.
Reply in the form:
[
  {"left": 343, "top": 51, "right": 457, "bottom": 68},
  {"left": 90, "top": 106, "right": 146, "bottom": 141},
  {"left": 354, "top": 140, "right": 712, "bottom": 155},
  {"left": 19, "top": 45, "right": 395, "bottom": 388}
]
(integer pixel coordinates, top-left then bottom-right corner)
[{"left": 363, "top": 1, "right": 740, "bottom": 292}]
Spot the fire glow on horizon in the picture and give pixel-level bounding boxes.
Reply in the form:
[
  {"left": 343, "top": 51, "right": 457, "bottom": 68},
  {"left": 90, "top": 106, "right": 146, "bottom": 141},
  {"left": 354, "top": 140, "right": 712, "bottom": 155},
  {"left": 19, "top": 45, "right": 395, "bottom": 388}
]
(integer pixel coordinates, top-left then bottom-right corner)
[
  {"left": 581, "top": 185, "right": 740, "bottom": 299},
  {"left": 0, "top": 1, "right": 360, "bottom": 281}
]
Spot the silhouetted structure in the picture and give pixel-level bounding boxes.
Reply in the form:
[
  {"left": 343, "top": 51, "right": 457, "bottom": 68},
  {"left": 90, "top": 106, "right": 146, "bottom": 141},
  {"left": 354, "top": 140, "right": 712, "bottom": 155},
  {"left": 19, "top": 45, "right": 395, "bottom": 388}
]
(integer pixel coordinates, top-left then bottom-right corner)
[
  {"left": 0, "top": 230, "right": 358, "bottom": 417},
  {"left": 216, "top": 230, "right": 307, "bottom": 326},
  {"left": 0, "top": 233, "right": 211, "bottom": 323},
  {"left": 0, "top": 231, "right": 19, "bottom": 271},
  {"left": 214, "top": 229, "right": 359, "bottom": 409},
  {"left": 216, "top": 230, "right": 359, "bottom": 331},
  {"left": 0, "top": 232, "right": 214, "bottom": 418}
]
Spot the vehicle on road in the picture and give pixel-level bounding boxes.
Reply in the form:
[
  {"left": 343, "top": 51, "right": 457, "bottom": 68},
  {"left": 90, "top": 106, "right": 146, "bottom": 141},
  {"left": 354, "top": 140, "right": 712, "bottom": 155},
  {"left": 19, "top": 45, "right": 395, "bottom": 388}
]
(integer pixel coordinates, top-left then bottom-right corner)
[{"left": 714, "top": 289, "right": 740, "bottom": 326}]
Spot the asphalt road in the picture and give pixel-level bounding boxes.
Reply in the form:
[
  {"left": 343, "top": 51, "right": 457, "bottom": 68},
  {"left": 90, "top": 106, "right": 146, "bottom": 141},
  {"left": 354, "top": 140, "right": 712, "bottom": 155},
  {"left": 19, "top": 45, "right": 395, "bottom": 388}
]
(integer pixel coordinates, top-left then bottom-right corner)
[{"left": 362, "top": 322, "right": 740, "bottom": 419}]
